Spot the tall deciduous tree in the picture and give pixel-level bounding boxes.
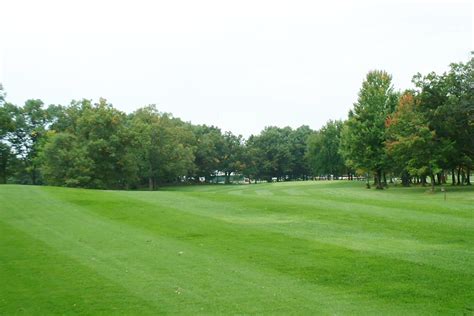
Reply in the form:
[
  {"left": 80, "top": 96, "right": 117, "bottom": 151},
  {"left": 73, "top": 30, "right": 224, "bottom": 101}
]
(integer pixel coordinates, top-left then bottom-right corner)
[
  {"left": 218, "top": 131, "right": 246, "bottom": 184},
  {"left": 246, "top": 126, "right": 293, "bottom": 181},
  {"left": 5, "top": 99, "right": 51, "bottom": 184},
  {"left": 411, "top": 55, "right": 473, "bottom": 186},
  {"left": 386, "top": 92, "right": 448, "bottom": 191},
  {"left": 288, "top": 125, "right": 313, "bottom": 180},
  {"left": 39, "top": 132, "right": 94, "bottom": 187},
  {"left": 41, "top": 99, "right": 139, "bottom": 188},
  {"left": 129, "top": 105, "right": 195, "bottom": 189},
  {"left": 443, "top": 56, "right": 474, "bottom": 184},
  {"left": 0, "top": 85, "right": 16, "bottom": 183},
  {"left": 341, "top": 70, "right": 398, "bottom": 189},
  {"left": 307, "top": 120, "right": 346, "bottom": 179},
  {"left": 191, "top": 124, "right": 225, "bottom": 181}
]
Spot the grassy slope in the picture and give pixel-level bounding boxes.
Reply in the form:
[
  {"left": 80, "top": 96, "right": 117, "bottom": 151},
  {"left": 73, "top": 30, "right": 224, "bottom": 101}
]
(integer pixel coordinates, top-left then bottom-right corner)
[{"left": 0, "top": 181, "right": 473, "bottom": 315}]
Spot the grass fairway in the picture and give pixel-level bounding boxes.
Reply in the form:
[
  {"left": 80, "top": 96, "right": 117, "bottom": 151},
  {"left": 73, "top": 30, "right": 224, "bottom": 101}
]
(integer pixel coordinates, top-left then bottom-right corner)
[{"left": 0, "top": 181, "right": 473, "bottom": 315}]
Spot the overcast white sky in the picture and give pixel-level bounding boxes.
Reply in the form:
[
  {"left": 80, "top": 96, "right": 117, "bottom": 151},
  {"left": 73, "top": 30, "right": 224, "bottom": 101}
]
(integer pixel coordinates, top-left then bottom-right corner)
[{"left": 0, "top": 0, "right": 472, "bottom": 137}]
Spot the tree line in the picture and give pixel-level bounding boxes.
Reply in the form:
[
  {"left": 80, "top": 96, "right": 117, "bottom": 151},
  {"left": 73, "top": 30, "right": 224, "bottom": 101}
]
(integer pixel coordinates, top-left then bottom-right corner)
[{"left": 0, "top": 54, "right": 472, "bottom": 190}]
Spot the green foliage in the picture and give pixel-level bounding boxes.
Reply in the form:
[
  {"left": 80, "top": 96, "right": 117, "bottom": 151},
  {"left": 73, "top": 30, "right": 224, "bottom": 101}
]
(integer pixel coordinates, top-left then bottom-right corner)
[
  {"left": 0, "top": 143, "right": 14, "bottom": 183},
  {"left": 0, "top": 86, "right": 17, "bottom": 183},
  {"left": 0, "top": 88, "right": 13, "bottom": 137},
  {"left": 40, "top": 99, "right": 139, "bottom": 188},
  {"left": 246, "top": 126, "right": 294, "bottom": 180},
  {"left": 390, "top": 54, "right": 474, "bottom": 186},
  {"left": 129, "top": 105, "right": 195, "bottom": 189},
  {"left": 218, "top": 132, "right": 246, "bottom": 183},
  {"left": 39, "top": 132, "right": 94, "bottom": 187},
  {"left": 386, "top": 92, "right": 448, "bottom": 190},
  {"left": 0, "top": 54, "right": 472, "bottom": 189},
  {"left": 341, "top": 70, "right": 398, "bottom": 188},
  {"left": 307, "top": 120, "right": 345, "bottom": 178},
  {"left": 440, "top": 56, "right": 474, "bottom": 170},
  {"left": 191, "top": 124, "right": 224, "bottom": 179},
  {"left": 288, "top": 125, "right": 313, "bottom": 179},
  {"left": 1, "top": 99, "right": 52, "bottom": 184},
  {"left": 245, "top": 126, "right": 314, "bottom": 181}
]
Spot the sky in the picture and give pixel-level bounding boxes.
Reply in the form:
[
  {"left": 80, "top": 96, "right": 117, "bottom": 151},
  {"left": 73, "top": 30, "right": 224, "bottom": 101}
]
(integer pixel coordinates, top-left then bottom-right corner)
[{"left": 0, "top": 0, "right": 472, "bottom": 137}]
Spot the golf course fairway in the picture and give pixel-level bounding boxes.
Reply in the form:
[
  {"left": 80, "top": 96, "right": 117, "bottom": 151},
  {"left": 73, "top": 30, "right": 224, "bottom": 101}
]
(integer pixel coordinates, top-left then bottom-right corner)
[{"left": 1, "top": 181, "right": 473, "bottom": 314}]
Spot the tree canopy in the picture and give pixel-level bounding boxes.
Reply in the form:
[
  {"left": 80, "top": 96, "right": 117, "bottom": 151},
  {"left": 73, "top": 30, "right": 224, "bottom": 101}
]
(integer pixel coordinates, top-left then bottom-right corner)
[{"left": 0, "top": 54, "right": 472, "bottom": 189}]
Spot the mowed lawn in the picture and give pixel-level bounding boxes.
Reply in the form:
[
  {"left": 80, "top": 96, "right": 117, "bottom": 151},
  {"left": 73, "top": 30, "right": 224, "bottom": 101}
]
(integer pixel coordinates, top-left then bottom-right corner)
[{"left": 0, "top": 182, "right": 473, "bottom": 315}]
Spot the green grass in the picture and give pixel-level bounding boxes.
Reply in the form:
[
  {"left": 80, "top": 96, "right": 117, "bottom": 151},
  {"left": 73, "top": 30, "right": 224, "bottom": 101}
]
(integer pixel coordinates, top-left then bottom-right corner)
[{"left": 0, "top": 181, "right": 473, "bottom": 315}]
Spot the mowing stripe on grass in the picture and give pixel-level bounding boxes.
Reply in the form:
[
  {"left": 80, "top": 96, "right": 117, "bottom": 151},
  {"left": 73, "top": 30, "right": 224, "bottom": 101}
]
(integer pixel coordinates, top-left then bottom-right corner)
[{"left": 1, "top": 182, "right": 473, "bottom": 314}]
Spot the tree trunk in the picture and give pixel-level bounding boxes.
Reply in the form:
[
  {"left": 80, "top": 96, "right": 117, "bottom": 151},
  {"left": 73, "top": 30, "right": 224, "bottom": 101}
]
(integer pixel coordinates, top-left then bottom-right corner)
[
  {"left": 457, "top": 167, "right": 461, "bottom": 185},
  {"left": 376, "top": 169, "right": 383, "bottom": 190},
  {"left": 382, "top": 171, "right": 387, "bottom": 187},
  {"left": 148, "top": 162, "right": 154, "bottom": 190},
  {"left": 436, "top": 173, "right": 441, "bottom": 185},
  {"left": 430, "top": 173, "right": 435, "bottom": 192},
  {"left": 467, "top": 167, "right": 471, "bottom": 185},
  {"left": 31, "top": 164, "right": 37, "bottom": 185},
  {"left": 451, "top": 169, "right": 456, "bottom": 185},
  {"left": 401, "top": 171, "right": 410, "bottom": 187},
  {"left": 0, "top": 161, "right": 6, "bottom": 184}
]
